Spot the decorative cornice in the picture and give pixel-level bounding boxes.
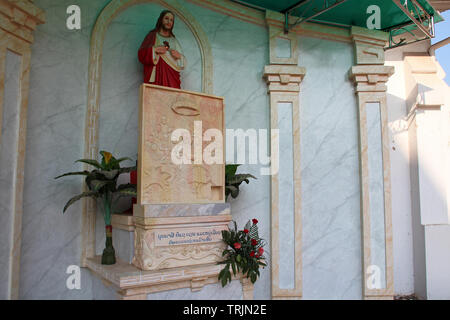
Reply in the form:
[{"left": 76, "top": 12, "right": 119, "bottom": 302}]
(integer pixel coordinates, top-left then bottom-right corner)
[
  {"left": 188, "top": 0, "right": 352, "bottom": 43},
  {"left": 263, "top": 65, "right": 306, "bottom": 93},
  {"left": 349, "top": 65, "right": 394, "bottom": 92},
  {"left": 0, "top": 0, "right": 45, "bottom": 23},
  {"left": 187, "top": 0, "right": 264, "bottom": 26},
  {"left": 351, "top": 26, "right": 389, "bottom": 44},
  {"left": 0, "top": 0, "right": 45, "bottom": 43}
]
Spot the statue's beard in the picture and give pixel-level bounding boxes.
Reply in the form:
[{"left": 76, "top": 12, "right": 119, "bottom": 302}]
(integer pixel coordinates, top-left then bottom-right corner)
[{"left": 162, "top": 25, "right": 172, "bottom": 33}]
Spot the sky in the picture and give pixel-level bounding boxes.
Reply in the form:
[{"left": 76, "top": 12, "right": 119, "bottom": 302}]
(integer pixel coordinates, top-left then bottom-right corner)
[{"left": 432, "top": 10, "right": 450, "bottom": 85}]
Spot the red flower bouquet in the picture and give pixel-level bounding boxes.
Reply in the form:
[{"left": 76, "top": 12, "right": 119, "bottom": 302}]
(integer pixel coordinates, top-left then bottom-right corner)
[{"left": 218, "top": 219, "right": 267, "bottom": 287}]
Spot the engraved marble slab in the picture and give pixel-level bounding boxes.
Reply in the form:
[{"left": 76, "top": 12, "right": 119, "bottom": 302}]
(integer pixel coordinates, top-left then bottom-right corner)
[{"left": 154, "top": 226, "right": 226, "bottom": 246}]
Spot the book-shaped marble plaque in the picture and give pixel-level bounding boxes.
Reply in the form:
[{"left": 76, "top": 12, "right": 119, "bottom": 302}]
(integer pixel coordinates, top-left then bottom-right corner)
[{"left": 138, "top": 84, "right": 225, "bottom": 204}]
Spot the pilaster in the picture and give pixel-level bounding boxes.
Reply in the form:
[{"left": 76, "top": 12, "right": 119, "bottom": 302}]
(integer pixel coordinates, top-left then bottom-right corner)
[
  {"left": 0, "top": 0, "right": 45, "bottom": 300},
  {"left": 264, "top": 11, "right": 305, "bottom": 299},
  {"left": 349, "top": 26, "right": 394, "bottom": 300}
]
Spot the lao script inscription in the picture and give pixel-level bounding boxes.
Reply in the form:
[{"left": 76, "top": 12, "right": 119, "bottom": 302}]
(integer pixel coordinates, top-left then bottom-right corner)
[{"left": 155, "top": 226, "right": 227, "bottom": 247}]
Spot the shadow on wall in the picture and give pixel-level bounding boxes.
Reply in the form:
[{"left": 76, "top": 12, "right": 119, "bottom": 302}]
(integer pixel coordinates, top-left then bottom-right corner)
[{"left": 387, "top": 89, "right": 450, "bottom": 299}]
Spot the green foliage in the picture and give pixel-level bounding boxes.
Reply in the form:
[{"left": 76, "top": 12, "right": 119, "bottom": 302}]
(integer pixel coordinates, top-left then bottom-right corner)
[
  {"left": 225, "top": 164, "right": 257, "bottom": 201},
  {"left": 62, "top": 191, "right": 99, "bottom": 213},
  {"left": 55, "top": 150, "right": 136, "bottom": 214},
  {"left": 218, "top": 219, "right": 267, "bottom": 287}
]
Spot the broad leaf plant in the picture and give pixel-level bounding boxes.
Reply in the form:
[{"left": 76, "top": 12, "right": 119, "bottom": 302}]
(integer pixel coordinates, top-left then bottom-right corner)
[{"left": 55, "top": 151, "right": 136, "bottom": 265}]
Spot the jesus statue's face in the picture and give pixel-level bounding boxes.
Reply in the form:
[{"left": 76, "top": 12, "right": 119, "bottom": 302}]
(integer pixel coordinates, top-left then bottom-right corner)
[{"left": 161, "top": 13, "right": 174, "bottom": 32}]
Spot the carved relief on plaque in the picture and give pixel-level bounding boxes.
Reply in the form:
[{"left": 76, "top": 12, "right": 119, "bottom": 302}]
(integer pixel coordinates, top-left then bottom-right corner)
[
  {"left": 139, "top": 85, "right": 224, "bottom": 204},
  {"left": 144, "top": 115, "right": 174, "bottom": 164},
  {"left": 191, "top": 165, "right": 213, "bottom": 200},
  {"left": 146, "top": 244, "right": 224, "bottom": 270},
  {"left": 171, "top": 99, "right": 200, "bottom": 117},
  {"left": 132, "top": 227, "right": 154, "bottom": 270},
  {"left": 141, "top": 165, "right": 175, "bottom": 203}
]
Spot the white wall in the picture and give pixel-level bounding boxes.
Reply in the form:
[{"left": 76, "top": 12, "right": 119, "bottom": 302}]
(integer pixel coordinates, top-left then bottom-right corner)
[
  {"left": 425, "top": 225, "right": 450, "bottom": 299},
  {"left": 385, "top": 46, "right": 415, "bottom": 295},
  {"left": 386, "top": 39, "right": 450, "bottom": 298}
]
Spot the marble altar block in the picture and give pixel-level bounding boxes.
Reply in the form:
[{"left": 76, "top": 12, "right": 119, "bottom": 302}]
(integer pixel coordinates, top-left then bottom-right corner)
[{"left": 133, "top": 85, "right": 229, "bottom": 271}]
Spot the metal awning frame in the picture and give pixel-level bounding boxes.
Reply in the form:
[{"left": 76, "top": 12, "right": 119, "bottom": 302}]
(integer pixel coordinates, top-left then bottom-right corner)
[
  {"left": 392, "top": 0, "right": 435, "bottom": 38},
  {"left": 385, "top": 0, "right": 437, "bottom": 49},
  {"left": 281, "top": 0, "right": 349, "bottom": 33},
  {"left": 229, "top": 0, "right": 441, "bottom": 49},
  {"left": 281, "top": 0, "right": 439, "bottom": 49},
  {"left": 386, "top": 24, "right": 431, "bottom": 50}
]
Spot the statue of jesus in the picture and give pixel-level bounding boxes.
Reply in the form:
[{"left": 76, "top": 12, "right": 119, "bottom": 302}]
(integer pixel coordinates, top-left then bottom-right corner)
[{"left": 138, "top": 10, "right": 186, "bottom": 89}]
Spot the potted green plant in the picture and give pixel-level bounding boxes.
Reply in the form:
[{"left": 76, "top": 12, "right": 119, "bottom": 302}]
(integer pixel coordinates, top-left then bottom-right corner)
[
  {"left": 218, "top": 219, "right": 266, "bottom": 286},
  {"left": 225, "top": 164, "right": 256, "bottom": 201},
  {"left": 55, "top": 151, "right": 136, "bottom": 265}
]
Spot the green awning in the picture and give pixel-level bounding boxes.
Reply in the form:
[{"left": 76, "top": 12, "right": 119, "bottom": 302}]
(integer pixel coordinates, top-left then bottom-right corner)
[{"left": 231, "top": 0, "right": 443, "bottom": 33}]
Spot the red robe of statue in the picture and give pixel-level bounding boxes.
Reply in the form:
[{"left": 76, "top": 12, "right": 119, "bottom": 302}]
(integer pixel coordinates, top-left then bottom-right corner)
[
  {"left": 129, "top": 31, "right": 184, "bottom": 214},
  {"left": 138, "top": 30, "right": 182, "bottom": 89}
]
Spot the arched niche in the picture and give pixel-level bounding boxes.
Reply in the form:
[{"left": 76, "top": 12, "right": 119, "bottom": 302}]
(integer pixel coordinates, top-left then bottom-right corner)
[{"left": 81, "top": 0, "right": 213, "bottom": 264}]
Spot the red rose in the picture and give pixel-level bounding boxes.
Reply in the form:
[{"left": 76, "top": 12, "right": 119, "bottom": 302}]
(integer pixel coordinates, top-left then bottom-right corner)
[
  {"left": 233, "top": 242, "right": 241, "bottom": 250},
  {"left": 251, "top": 239, "right": 258, "bottom": 246},
  {"left": 258, "top": 247, "right": 264, "bottom": 256},
  {"left": 252, "top": 219, "right": 258, "bottom": 224},
  {"left": 250, "top": 251, "right": 255, "bottom": 257},
  {"left": 243, "top": 229, "right": 249, "bottom": 234}
]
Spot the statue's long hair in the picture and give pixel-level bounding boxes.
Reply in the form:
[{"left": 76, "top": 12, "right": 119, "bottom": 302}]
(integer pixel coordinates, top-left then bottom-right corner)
[{"left": 153, "top": 10, "right": 176, "bottom": 38}]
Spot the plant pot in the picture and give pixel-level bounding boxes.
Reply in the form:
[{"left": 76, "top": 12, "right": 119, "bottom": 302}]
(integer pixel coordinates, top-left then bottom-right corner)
[{"left": 101, "top": 225, "right": 116, "bottom": 265}]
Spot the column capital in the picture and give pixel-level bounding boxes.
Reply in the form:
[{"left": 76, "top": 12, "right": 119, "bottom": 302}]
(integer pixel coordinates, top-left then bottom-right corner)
[
  {"left": 351, "top": 26, "right": 388, "bottom": 65},
  {"left": 0, "top": 0, "right": 46, "bottom": 43},
  {"left": 349, "top": 65, "right": 394, "bottom": 93},
  {"left": 263, "top": 65, "right": 306, "bottom": 93}
]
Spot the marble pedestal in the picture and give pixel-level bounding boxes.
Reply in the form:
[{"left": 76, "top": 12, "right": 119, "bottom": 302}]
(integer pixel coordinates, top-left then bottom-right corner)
[
  {"left": 132, "top": 203, "right": 231, "bottom": 271},
  {"left": 98, "top": 204, "right": 251, "bottom": 300}
]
